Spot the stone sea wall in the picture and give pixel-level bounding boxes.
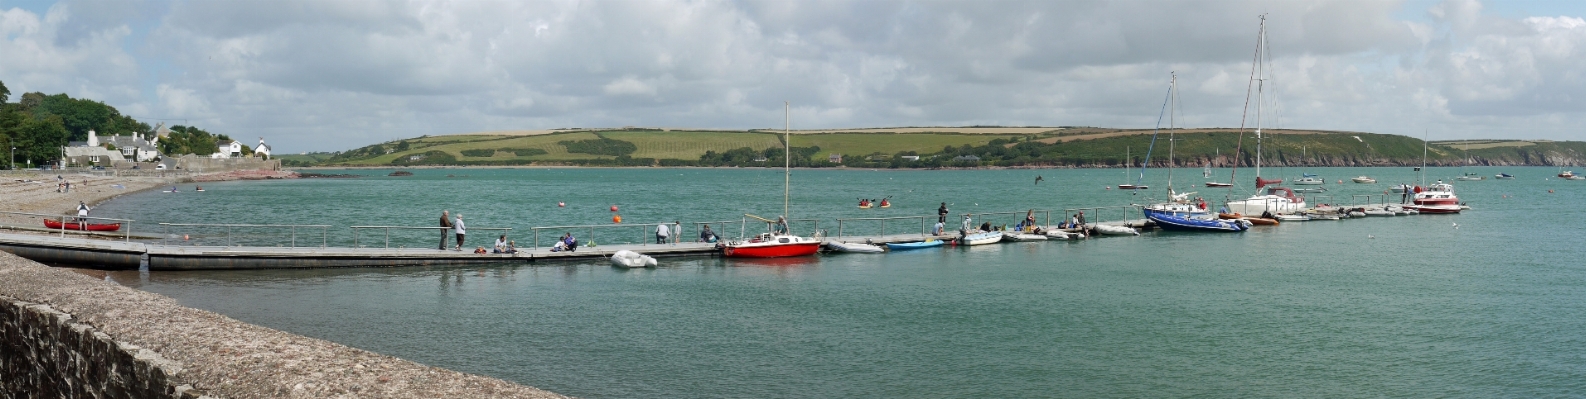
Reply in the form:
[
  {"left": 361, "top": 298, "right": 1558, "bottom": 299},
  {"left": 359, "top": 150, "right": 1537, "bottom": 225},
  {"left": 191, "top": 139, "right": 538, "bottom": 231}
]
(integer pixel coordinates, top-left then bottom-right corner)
[{"left": 0, "top": 251, "right": 568, "bottom": 399}]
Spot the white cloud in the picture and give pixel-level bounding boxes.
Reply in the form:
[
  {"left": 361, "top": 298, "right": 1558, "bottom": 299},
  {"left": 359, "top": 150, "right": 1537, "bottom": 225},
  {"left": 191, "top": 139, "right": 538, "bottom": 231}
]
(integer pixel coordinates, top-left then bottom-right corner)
[{"left": 4, "top": 0, "right": 1586, "bottom": 151}]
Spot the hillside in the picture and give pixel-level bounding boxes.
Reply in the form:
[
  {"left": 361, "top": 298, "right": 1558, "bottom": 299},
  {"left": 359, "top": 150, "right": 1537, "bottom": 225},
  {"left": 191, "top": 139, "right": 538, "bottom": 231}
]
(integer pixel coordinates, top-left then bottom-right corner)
[{"left": 307, "top": 127, "right": 1586, "bottom": 168}]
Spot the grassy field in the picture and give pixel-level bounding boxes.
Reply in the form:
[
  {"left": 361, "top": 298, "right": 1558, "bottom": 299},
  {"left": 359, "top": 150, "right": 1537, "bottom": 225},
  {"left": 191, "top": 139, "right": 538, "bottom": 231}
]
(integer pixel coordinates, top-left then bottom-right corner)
[
  {"left": 313, "top": 128, "right": 1586, "bottom": 167},
  {"left": 602, "top": 130, "right": 783, "bottom": 159},
  {"left": 790, "top": 133, "right": 1022, "bottom": 160}
]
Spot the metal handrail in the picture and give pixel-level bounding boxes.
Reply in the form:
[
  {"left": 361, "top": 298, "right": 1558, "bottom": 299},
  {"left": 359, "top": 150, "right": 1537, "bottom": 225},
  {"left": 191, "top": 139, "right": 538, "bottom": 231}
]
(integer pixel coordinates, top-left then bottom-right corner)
[
  {"left": 349, "top": 225, "right": 511, "bottom": 249},
  {"left": 737, "top": 217, "right": 821, "bottom": 239},
  {"left": 1063, "top": 205, "right": 1137, "bottom": 225},
  {"left": 529, "top": 222, "right": 676, "bottom": 250},
  {"left": 691, "top": 220, "right": 741, "bottom": 244},
  {"left": 962, "top": 210, "right": 1055, "bottom": 232},
  {"left": 161, "top": 223, "right": 332, "bottom": 248},
  {"left": 0, "top": 211, "right": 135, "bottom": 242},
  {"left": 833, "top": 215, "right": 933, "bottom": 239}
]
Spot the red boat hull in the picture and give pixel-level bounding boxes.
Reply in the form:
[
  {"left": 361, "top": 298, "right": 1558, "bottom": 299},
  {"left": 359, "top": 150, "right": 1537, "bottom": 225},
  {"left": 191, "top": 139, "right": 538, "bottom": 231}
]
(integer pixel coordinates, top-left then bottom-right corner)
[
  {"left": 722, "top": 242, "right": 821, "bottom": 258},
  {"left": 44, "top": 219, "right": 122, "bottom": 232}
]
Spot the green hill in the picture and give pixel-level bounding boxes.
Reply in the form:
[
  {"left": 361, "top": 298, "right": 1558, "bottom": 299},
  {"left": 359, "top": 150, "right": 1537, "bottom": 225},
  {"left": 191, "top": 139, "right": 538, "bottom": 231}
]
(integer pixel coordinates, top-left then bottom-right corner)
[{"left": 309, "top": 127, "right": 1586, "bottom": 169}]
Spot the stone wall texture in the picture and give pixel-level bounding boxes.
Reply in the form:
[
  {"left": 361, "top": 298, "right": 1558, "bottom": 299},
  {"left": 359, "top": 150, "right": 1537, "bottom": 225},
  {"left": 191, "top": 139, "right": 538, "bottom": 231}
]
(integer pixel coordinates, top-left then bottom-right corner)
[{"left": 0, "top": 251, "right": 568, "bottom": 399}]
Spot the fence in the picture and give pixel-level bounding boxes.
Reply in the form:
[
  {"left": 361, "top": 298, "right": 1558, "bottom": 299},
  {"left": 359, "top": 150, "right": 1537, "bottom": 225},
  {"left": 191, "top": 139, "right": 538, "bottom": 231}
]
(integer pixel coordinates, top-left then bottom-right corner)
[
  {"left": 349, "top": 226, "right": 512, "bottom": 249},
  {"left": 159, "top": 223, "right": 331, "bottom": 248},
  {"left": 832, "top": 215, "right": 934, "bottom": 239},
  {"left": 0, "top": 211, "right": 135, "bottom": 242},
  {"left": 1062, "top": 206, "right": 1137, "bottom": 225}
]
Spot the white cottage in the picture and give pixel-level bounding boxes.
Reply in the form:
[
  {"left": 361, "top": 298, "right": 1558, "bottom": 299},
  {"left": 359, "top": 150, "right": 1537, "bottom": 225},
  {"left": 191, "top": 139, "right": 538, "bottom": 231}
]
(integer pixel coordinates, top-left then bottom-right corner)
[
  {"left": 254, "top": 137, "right": 271, "bottom": 159},
  {"left": 214, "top": 140, "right": 243, "bottom": 159}
]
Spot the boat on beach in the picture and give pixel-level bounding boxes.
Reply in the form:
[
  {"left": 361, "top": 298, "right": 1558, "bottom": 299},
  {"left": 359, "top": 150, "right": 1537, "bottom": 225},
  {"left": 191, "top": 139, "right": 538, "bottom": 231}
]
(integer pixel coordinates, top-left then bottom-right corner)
[{"left": 43, "top": 219, "right": 122, "bottom": 232}]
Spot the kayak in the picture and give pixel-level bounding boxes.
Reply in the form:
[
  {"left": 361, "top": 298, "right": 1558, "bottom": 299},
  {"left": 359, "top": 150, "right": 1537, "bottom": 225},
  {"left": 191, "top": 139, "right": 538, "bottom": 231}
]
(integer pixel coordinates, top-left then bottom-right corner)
[{"left": 44, "top": 219, "right": 122, "bottom": 232}]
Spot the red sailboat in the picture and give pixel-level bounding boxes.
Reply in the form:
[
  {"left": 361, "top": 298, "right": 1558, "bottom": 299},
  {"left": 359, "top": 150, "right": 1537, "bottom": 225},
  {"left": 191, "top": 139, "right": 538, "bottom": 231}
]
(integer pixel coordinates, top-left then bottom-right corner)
[
  {"left": 44, "top": 219, "right": 122, "bottom": 232},
  {"left": 722, "top": 102, "right": 822, "bottom": 259}
]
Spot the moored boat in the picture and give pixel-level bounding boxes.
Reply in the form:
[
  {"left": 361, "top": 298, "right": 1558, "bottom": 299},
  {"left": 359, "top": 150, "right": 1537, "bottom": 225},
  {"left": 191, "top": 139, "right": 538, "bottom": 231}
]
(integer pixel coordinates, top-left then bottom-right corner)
[
  {"left": 609, "top": 250, "right": 658, "bottom": 268},
  {"left": 1495, "top": 173, "right": 1515, "bottom": 179},
  {"left": 723, "top": 233, "right": 823, "bottom": 258},
  {"left": 1406, "top": 181, "right": 1462, "bottom": 214},
  {"left": 959, "top": 231, "right": 1004, "bottom": 245},
  {"left": 1273, "top": 214, "right": 1310, "bottom": 222},
  {"left": 1090, "top": 224, "right": 1139, "bottom": 236},
  {"left": 1002, "top": 233, "right": 1048, "bottom": 242},
  {"left": 43, "top": 219, "right": 122, "bottom": 232},
  {"left": 1145, "top": 208, "right": 1248, "bottom": 232},
  {"left": 886, "top": 239, "right": 944, "bottom": 251},
  {"left": 1205, "top": 181, "right": 1233, "bottom": 187},
  {"left": 826, "top": 241, "right": 885, "bottom": 253},
  {"left": 1352, "top": 176, "right": 1377, "bottom": 184}
]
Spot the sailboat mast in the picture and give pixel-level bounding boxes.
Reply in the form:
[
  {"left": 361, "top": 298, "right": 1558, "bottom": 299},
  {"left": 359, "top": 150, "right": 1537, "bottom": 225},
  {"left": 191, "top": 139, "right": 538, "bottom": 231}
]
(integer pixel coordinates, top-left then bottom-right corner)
[
  {"left": 1167, "top": 72, "right": 1176, "bottom": 193},
  {"left": 784, "top": 101, "right": 790, "bottom": 220},
  {"left": 1252, "top": 14, "right": 1267, "bottom": 190},
  {"left": 1420, "top": 129, "right": 1428, "bottom": 186}
]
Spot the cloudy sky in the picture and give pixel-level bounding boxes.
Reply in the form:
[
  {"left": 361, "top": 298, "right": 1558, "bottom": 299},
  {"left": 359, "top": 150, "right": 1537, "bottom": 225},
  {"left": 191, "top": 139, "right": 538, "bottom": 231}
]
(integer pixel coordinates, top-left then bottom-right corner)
[{"left": 2, "top": 0, "right": 1584, "bottom": 153}]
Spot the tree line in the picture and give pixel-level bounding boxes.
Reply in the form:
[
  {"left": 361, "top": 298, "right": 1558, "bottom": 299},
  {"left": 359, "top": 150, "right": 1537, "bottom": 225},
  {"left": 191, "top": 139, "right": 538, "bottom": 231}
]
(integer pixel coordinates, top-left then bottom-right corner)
[{"left": 0, "top": 80, "right": 239, "bottom": 169}]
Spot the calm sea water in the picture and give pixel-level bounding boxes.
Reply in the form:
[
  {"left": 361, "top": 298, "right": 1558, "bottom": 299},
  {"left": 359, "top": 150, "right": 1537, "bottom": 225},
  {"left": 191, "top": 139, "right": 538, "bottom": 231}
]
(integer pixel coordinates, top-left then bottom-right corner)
[{"left": 98, "top": 166, "right": 1586, "bottom": 398}]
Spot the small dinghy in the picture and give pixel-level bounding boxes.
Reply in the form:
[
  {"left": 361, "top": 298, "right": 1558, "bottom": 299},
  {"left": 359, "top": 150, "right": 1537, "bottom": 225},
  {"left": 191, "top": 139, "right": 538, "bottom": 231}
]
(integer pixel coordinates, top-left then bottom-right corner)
[
  {"left": 1495, "top": 173, "right": 1515, "bottom": 180},
  {"left": 1273, "top": 214, "right": 1310, "bottom": 222},
  {"left": 1364, "top": 208, "right": 1395, "bottom": 217},
  {"left": 1090, "top": 224, "right": 1139, "bottom": 236},
  {"left": 609, "top": 250, "right": 658, "bottom": 268},
  {"left": 43, "top": 219, "right": 122, "bottom": 232},
  {"left": 959, "top": 231, "right": 1004, "bottom": 245},
  {"left": 1002, "top": 233, "right": 1048, "bottom": 242},
  {"left": 826, "top": 241, "right": 885, "bottom": 253},
  {"left": 1043, "top": 229, "right": 1084, "bottom": 240},
  {"left": 886, "top": 240, "right": 943, "bottom": 251}
]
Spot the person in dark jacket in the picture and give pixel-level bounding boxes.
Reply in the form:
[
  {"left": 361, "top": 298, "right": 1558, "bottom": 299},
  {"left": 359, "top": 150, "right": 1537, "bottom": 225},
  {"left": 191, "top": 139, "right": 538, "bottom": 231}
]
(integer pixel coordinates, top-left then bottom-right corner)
[
  {"left": 438, "top": 210, "right": 452, "bottom": 250},
  {"left": 938, "top": 202, "right": 949, "bottom": 223}
]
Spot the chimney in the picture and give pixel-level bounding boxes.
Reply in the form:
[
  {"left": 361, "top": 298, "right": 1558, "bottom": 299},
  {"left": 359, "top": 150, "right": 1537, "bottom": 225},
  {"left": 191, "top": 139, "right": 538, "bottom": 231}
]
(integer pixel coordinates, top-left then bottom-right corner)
[{"left": 88, "top": 130, "right": 98, "bottom": 147}]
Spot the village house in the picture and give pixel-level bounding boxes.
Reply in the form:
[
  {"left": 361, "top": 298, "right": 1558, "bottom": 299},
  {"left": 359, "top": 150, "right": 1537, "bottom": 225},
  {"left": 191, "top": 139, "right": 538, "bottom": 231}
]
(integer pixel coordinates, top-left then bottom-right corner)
[{"left": 212, "top": 140, "right": 243, "bottom": 159}]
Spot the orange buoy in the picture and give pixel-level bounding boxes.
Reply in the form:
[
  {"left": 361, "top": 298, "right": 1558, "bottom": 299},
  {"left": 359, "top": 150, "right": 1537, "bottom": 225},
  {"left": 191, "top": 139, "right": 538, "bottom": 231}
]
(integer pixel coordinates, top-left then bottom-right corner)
[
  {"left": 613, "top": 215, "right": 623, "bottom": 223},
  {"left": 610, "top": 205, "right": 619, "bottom": 212}
]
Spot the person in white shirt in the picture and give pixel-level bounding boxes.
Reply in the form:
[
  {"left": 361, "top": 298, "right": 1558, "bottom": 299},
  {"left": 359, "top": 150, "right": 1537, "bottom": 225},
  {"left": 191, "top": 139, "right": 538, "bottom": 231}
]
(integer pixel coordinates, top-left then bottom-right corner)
[
  {"left": 493, "top": 234, "right": 508, "bottom": 253},
  {"left": 656, "top": 223, "right": 670, "bottom": 244},
  {"left": 453, "top": 214, "right": 467, "bottom": 251}
]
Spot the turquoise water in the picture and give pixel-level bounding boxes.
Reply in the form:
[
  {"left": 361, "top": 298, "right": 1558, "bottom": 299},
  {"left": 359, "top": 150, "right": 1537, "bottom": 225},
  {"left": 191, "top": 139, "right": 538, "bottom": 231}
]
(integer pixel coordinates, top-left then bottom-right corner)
[{"left": 98, "top": 167, "right": 1586, "bottom": 397}]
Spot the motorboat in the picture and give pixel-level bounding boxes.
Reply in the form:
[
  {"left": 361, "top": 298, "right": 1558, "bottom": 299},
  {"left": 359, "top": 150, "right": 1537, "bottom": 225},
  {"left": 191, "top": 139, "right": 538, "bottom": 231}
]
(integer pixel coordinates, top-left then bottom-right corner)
[
  {"left": 1273, "top": 214, "right": 1310, "bottom": 222},
  {"left": 1352, "top": 176, "right": 1377, "bottom": 184},
  {"left": 1293, "top": 186, "right": 1327, "bottom": 193},
  {"left": 1457, "top": 172, "right": 1485, "bottom": 181},
  {"left": 1294, "top": 174, "right": 1325, "bottom": 185},
  {"left": 43, "top": 219, "right": 122, "bottom": 232},
  {"left": 1002, "top": 233, "right": 1048, "bottom": 242},
  {"left": 1390, "top": 184, "right": 1411, "bottom": 193},
  {"left": 1406, "top": 181, "right": 1462, "bottom": 214},
  {"left": 885, "top": 240, "right": 944, "bottom": 251},
  {"left": 1090, "top": 224, "right": 1139, "bottom": 236},
  {"left": 1363, "top": 208, "right": 1396, "bottom": 217},
  {"left": 1495, "top": 173, "right": 1515, "bottom": 179},
  {"left": 1205, "top": 182, "right": 1233, "bottom": 188},
  {"left": 609, "top": 250, "right": 658, "bottom": 268},
  {"left": 1220, "top": 213, "right": 1279, "bottom": 225},
  {"left": 959, "top": 231, "right": 1004, "bottom": 245},
  {"left": 826, "top": 241, "right": 885, "bottom": 253}
]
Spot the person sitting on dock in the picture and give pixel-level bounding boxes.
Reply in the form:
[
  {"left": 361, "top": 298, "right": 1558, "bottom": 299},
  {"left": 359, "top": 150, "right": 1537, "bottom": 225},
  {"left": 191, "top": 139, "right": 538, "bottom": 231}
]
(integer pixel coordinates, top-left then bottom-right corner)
[
  {"left": 493, "top": 234, "right": 509, "bottom": 253},
  {"left": 656, "top": 222, "right": 670, "bottom": 244},
  {"left": 504, "top": 241, "right": 518, "bottom": 254},
  {"left": 979, "top": 221, "right": 992, "bottom": 233},
  {"left": 563, "top": 233, "right": 579, "bottom": 252},
  {"left": 1024, "top": 210, "right": 1036, "bottom": 231},
  {"left": 700, "top": 224, "right": 718, "bottom": 243},
  {"left": 933, "top": 221, "right": 945, "bottom": 236}
]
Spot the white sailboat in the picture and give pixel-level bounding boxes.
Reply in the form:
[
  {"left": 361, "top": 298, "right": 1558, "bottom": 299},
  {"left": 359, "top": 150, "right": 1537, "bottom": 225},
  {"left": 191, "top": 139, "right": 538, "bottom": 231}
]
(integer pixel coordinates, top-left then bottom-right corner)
[
  {"left": 1293, "top": 146, "right": 1324, "bottom": 185},
  {"left": 1224, "top": 15, "right": 1306, "bottom": 216},
  {"left": 1457, "top": 141, "right": 1484, "bottom": 181},
  {"left": 1118, "top": 146, "right": 1148, "bottom": 190}
]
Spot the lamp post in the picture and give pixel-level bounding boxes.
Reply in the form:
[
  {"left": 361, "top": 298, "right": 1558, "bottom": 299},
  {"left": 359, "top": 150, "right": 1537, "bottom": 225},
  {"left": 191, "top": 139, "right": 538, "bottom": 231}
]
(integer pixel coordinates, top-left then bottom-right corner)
[{"left": 9, "top": 146, "right": 14, "bottom": 171}]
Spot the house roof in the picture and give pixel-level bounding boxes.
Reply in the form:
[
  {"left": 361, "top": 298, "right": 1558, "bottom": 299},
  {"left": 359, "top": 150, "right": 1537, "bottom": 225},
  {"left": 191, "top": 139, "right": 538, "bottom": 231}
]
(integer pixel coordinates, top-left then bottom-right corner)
[{"left": 63, "top": 146, "right": 124, "bottom": 159}]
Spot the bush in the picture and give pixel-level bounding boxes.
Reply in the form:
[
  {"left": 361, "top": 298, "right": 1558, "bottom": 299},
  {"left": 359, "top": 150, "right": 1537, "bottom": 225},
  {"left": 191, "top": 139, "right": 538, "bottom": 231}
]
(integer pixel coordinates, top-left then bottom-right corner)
[
  {"left": 460, "top": 149, "right": 496, "bottom": 157},
  {"left": 507, "top": 148, "right": 548, "bottom": 157},
  {"left": 559, "top": 138, "right": 638, "bottom": 156}
]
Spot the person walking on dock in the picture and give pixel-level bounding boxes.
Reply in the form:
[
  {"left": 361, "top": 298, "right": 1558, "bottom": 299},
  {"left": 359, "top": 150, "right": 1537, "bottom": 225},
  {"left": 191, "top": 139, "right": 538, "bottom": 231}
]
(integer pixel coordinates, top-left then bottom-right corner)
[
  {"left": 438, "top": 210, "right": 453, "bottom": 250},
  {"left": 939, "top": 202, "right": 949, "bottom": 223},
  {"left": 656, "top": 222, "right": 670, "bottom": 244},
  {"left": 453, "top": 214, "right": 467, "bottom": 251}
]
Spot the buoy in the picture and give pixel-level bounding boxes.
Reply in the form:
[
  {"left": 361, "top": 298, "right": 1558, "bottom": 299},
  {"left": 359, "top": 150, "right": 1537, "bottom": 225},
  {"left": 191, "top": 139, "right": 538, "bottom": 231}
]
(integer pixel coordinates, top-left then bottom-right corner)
[
  {"left": 183, "top": 234, "right": 189, "bottom": 240},
  {"left": 558, "top": 202, "right": 565, "bottom": 207},
  {"left": 613, "top": 215, "right": 622, "bottom": 223},
  {"left": 610, "top": 205, "right": 619, "bottom": 212},
  {"left": 1549, "top": 189, "right": 1554, "bottom": 193}
]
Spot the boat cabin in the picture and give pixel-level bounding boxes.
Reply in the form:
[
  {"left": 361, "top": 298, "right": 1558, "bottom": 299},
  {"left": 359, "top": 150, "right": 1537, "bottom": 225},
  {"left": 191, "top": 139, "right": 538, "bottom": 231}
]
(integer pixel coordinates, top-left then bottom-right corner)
[{"left": 1265, "top": 186, "right": 1303, "bottom": 202}]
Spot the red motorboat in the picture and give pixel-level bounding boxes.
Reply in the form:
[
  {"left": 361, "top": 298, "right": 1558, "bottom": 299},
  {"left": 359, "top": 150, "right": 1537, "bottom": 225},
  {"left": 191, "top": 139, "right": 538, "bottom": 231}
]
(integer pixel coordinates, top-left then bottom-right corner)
[
  {"left": 44, "top": 219, "right": 122, "bottom": 232},
  {"left": 721, "top": 233, "right": 822, "bottom": 258},
  {"left": 1407, "top": 181, "right": 1461, "bottom": 214}
]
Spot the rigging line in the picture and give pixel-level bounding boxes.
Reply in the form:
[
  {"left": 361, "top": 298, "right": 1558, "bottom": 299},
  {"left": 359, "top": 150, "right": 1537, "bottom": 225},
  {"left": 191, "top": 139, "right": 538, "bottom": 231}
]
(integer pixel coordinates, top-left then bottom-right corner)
[
  {"left": 1138, "top": 73, "right": 1176, "bottom": 194},
  {"left": 1228, "top": 14, "right": 1266, "bottom": 200}
]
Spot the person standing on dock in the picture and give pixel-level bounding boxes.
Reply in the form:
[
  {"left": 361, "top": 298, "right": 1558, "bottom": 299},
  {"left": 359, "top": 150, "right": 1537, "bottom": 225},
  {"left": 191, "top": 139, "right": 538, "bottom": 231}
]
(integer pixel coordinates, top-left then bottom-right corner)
[
  {"left": 438, "top": 210, "right": 453, "bottom": 250},
  {"left": 674, "top": 221, "right": 683, "bottom": 244},
  {"left": 656, "top": 222, "right": 670, "bottom": 244},
  {"left": 76, "top": 201, "right": 90, "bottom": 221},
  {"left": 454, "top": 214, "right": 467, "bottom": 251},
  {"left": 939, "top": 203, "right": 949, "bottom": 223}
]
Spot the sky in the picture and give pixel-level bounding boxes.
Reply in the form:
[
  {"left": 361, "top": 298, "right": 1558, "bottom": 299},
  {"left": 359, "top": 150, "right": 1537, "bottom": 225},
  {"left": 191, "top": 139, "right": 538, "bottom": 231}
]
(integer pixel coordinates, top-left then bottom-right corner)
[{"left": 2, "top": 0, "right": 1584, "bottom": 153}]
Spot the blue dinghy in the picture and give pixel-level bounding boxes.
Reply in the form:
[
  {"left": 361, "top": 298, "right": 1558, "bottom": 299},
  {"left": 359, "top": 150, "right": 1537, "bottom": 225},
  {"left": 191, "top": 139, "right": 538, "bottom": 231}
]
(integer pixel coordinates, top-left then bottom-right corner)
[
  {"left": 1143, "top": 208, "right": 1249, "bottom": 232},
  {"left": 886, "top": 240, "right": 945, "bottom": 250}
]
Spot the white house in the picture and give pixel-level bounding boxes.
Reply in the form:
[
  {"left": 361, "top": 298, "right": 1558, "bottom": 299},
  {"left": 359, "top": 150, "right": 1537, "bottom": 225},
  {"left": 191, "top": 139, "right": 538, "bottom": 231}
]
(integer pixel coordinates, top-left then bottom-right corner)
[
  {"left": 100, "top": 131, "right": 162, "bottom": 162},
  {"left": 63, "top": 130, "right": 125, "bottom": 166},
  {"left": 254, "top": 137, "right": 271, "bottom": 159},
  {"left": 213, "top": 140, "right": 243, "bottom": 159}
]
